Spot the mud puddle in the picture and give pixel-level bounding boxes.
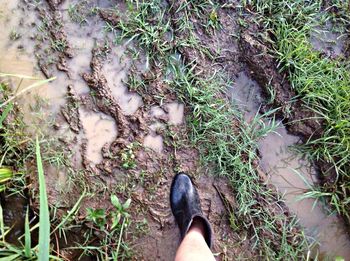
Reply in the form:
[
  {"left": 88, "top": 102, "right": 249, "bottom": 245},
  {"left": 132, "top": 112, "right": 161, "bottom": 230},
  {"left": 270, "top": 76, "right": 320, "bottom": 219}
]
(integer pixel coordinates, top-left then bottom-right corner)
[{"left": 230, "top": 71, "right": 350, "bottom": 259}]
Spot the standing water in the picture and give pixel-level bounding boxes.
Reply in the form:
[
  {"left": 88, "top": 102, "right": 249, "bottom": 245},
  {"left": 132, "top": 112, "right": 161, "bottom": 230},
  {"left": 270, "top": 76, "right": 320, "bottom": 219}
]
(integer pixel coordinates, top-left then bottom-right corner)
[{"left": 230, "top": 72, "right": 350, "bottom": 259}]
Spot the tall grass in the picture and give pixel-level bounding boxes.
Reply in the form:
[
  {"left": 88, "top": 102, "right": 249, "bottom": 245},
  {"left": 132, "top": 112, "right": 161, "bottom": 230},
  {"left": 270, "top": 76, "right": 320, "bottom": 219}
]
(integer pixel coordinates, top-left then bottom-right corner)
[
  {"left": 244, "top": 0, "right": 350, "bottom": 222},
  {"left": 0, "top": 78, "right": 51, "bottom": 259}
]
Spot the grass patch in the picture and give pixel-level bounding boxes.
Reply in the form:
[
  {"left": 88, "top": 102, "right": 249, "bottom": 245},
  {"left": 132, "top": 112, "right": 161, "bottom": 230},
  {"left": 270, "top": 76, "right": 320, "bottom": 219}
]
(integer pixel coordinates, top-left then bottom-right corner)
[{"left": 243, "top": 0, "right": 350, "bottom": 224}]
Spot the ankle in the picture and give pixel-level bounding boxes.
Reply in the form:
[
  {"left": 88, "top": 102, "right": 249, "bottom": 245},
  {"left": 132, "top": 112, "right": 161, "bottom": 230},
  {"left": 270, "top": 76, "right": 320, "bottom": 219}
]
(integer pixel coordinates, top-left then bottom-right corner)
[{"left": 188, "top": 217, "right": 206, "bottom": 237}]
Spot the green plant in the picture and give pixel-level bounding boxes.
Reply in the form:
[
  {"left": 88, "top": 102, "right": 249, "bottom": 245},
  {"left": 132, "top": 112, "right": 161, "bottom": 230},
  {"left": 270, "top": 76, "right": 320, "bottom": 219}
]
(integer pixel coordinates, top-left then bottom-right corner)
[
  {"left": 110, "top": 195, "right": 131, "bottom": 229},
  {"left": 0, "top": 139, "right": 51, "bottom": 260},
  {"left": 9, "top": 29, "right": 21, "bottom": 41},
  {"left": 0, "top": 168, "right": 12, "bottom": 192},
  {"left": 80, "top": 195, "right": 132, "bottom": 259},
  {"left": 86, "top": 208, "right": 106, "bottom": 229},
  {"left": 36, "top": 137, "right": 50, "bottom": 261},
  {"left": 68, "top": 3, "right": 88, "bottom": 25},
  {"left": 120, "top": 143, "right": 137, "bottom": 169}
]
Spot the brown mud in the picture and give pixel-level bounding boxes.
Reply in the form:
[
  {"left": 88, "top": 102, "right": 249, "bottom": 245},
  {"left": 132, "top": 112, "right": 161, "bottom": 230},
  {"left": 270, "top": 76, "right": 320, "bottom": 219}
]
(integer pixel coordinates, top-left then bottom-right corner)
[{"left": 1, "top": 0, "right": 350, "bottom": 260}]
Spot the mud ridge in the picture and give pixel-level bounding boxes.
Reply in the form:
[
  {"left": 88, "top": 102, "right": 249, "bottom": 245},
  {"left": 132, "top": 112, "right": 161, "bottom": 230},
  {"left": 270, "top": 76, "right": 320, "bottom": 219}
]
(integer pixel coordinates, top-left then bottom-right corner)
[{"left": 239, "top": 24, "right": 324, "bottom": 140}]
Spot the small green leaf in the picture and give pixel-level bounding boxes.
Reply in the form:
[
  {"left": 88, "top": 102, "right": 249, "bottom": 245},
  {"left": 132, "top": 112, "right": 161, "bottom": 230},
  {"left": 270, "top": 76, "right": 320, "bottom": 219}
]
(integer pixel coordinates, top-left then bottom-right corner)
[
  {"left": 123, "top": 198, "right": 131, "bottom": 209},
  {"left": 111, "top": 195, "right": 121, "bottom": 209},
  {"left": 112, "top": 213, "right": 121, "bottom": 229},
  {"left": 335, "top": 256, "right": 345, "bottom": 261},
  {"left": 209, "top": 10, "right": 218, "bottom": 22},
  {"left": 0, "top": 103, "right": 13, "bottom": 129}
]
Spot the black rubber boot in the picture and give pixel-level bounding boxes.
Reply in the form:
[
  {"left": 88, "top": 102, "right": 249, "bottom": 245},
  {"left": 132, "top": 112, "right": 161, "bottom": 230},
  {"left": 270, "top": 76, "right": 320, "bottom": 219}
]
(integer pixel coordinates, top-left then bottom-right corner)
[{"left": 170, "top": 173, "right": 212, "bottom": 248}]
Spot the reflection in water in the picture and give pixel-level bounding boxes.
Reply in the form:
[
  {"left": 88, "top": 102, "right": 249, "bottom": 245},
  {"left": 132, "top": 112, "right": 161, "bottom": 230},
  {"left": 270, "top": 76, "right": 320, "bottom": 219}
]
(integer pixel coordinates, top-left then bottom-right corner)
[
  {"left": 231, "top": 71, "right": 350, "bottom": 259},
  {"left": 103, "top": 53, "right": 143, "bottom": 115}
]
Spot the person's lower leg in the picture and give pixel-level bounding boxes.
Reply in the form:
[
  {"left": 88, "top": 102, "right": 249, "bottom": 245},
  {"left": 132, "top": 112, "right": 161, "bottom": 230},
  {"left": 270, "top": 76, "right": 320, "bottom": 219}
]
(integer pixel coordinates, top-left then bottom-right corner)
[{"left": 175, "top": 218, "right": 215, "bottom": 261}]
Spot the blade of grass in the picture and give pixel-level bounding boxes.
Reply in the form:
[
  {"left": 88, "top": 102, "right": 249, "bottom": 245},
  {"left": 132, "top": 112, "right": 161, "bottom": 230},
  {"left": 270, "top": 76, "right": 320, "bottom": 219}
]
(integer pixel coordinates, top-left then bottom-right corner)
[
  {"left": 24, "top": 207, "right": 31, "bottom": 258},
  {"left": 0, "top": 168, "right": 12, "bottom": 184},
  {"left": 0, "top": 103, "right": 13, "bottom": 129},
  {"left": 0, "top": 254, "right": 21, "bottom": 261},
  {"left": 0, "top": 203, "right": 4, "bottom": 243},
  {"left": 51, "top": 188, "right": 86, "bottom": 234},
  {"left": 36, "top": 137, "right": 50, "bottom": 261}
]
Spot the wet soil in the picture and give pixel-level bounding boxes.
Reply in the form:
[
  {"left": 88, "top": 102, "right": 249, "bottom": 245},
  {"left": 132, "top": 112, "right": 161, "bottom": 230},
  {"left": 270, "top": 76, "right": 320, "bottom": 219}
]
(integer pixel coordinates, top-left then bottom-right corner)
[{"left": 1, "top": 0, "right": 350, "bottom": 260}]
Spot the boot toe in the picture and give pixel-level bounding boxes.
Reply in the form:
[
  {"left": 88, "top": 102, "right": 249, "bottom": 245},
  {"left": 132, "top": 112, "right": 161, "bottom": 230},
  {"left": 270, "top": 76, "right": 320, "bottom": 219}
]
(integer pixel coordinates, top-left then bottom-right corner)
[{"left": 170, "top": 173, "right": 194, "bottom": 205}]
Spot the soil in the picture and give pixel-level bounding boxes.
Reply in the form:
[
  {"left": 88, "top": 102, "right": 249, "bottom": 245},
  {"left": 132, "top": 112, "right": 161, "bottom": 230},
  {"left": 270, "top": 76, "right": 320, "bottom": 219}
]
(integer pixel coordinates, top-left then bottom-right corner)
[{"left": 2, "top": 0, "right": 350, "bottom": 260}]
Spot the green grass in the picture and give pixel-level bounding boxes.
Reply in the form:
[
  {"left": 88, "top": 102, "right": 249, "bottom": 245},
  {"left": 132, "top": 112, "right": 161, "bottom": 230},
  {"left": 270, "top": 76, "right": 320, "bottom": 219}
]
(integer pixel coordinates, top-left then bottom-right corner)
[
  {"left": 243, "top": 0, "right": 350, "bottom": 224},
  {"left": 106, "top": 0, "right": 310, "bottom": 258},
  {"left": 0, "top": 139, "right": 51, "bottom": 260},
  {"left": 36, "top": 137, "right": 50, "bottom": 261}
]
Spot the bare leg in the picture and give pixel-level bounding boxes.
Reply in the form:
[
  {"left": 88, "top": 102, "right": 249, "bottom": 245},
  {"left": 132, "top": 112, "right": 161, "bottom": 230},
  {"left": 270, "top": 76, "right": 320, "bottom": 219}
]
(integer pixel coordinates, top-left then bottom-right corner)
[{"left": 175, "top": 218, "right": 215, "bottom": 261}]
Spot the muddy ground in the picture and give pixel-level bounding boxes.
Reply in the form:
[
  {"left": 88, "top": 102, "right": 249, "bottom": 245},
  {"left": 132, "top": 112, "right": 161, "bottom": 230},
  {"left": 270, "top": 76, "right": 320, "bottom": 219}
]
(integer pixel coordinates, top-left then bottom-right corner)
[{"left": 1, "top": 0, "right": 350, "bottom": 260}]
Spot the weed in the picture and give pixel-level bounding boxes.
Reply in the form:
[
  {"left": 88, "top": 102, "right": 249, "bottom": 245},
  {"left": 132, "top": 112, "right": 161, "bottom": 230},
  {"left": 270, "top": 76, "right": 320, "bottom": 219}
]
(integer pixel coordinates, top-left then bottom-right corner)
[
  {"left": 9, "top": 29, "right": 21, "bottom": 41},
  {"left": 50, "top": 39, "right": 67, "bottom": 52},
  {"left": 0, "top": 139, "right": 51, "bottom": 260},
  {"left": 75, "top": 195, "right": 132, "bottom": 259},
  {"left": 68, "top": 3, "right": 88, "bottom": 25},
  {"left": 0, "top": 167, "right": 12, "bottom": 192},
  {"left": 120, "top": 143, "right": 137, "bottom": 169},
  {"left": 86, "top": 208, "right": 106, "bottom": 229}
]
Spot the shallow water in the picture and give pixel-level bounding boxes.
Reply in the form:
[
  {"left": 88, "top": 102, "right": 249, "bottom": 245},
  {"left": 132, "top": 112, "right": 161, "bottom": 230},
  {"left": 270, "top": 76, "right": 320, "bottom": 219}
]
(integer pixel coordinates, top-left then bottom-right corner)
[
  {"left": 310, "top": 21, "right": 346, "bottom": 57},
  {"left": 230, "top": 71, "right": 350, "bottom": 259},
  {"left": 79, "top": 109, "right": 117, "bottom": 164},
  {"left": 165, "top": 102, "right": 184, "bottom": 125}
]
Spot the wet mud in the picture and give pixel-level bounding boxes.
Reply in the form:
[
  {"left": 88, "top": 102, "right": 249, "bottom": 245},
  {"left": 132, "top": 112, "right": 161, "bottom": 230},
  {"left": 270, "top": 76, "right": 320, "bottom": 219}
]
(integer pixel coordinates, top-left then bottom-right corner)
[{"left": 1, "top": 0, "right": 350, "bottom": 260}]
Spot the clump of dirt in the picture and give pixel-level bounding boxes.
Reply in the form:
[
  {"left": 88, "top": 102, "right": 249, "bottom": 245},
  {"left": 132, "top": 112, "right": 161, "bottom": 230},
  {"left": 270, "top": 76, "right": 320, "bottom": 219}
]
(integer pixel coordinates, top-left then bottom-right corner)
[
  {"left": 35, "top": 0, "right": 73, "bottom": 78},
  {"left": 61, "top": 85, "right": 81, "bottom": 133},
  {"left": 168, "top": 1, "right": 241, "bottom": 76},
  {"left": 82, "top": 45, "right": 133, "bottom": 143}
]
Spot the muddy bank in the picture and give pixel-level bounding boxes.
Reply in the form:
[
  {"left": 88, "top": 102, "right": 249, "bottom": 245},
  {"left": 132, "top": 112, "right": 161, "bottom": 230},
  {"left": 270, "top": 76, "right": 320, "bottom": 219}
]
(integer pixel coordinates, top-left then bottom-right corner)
[{"left": 239, "top": 24, "right": 324, "bottom": 140}]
